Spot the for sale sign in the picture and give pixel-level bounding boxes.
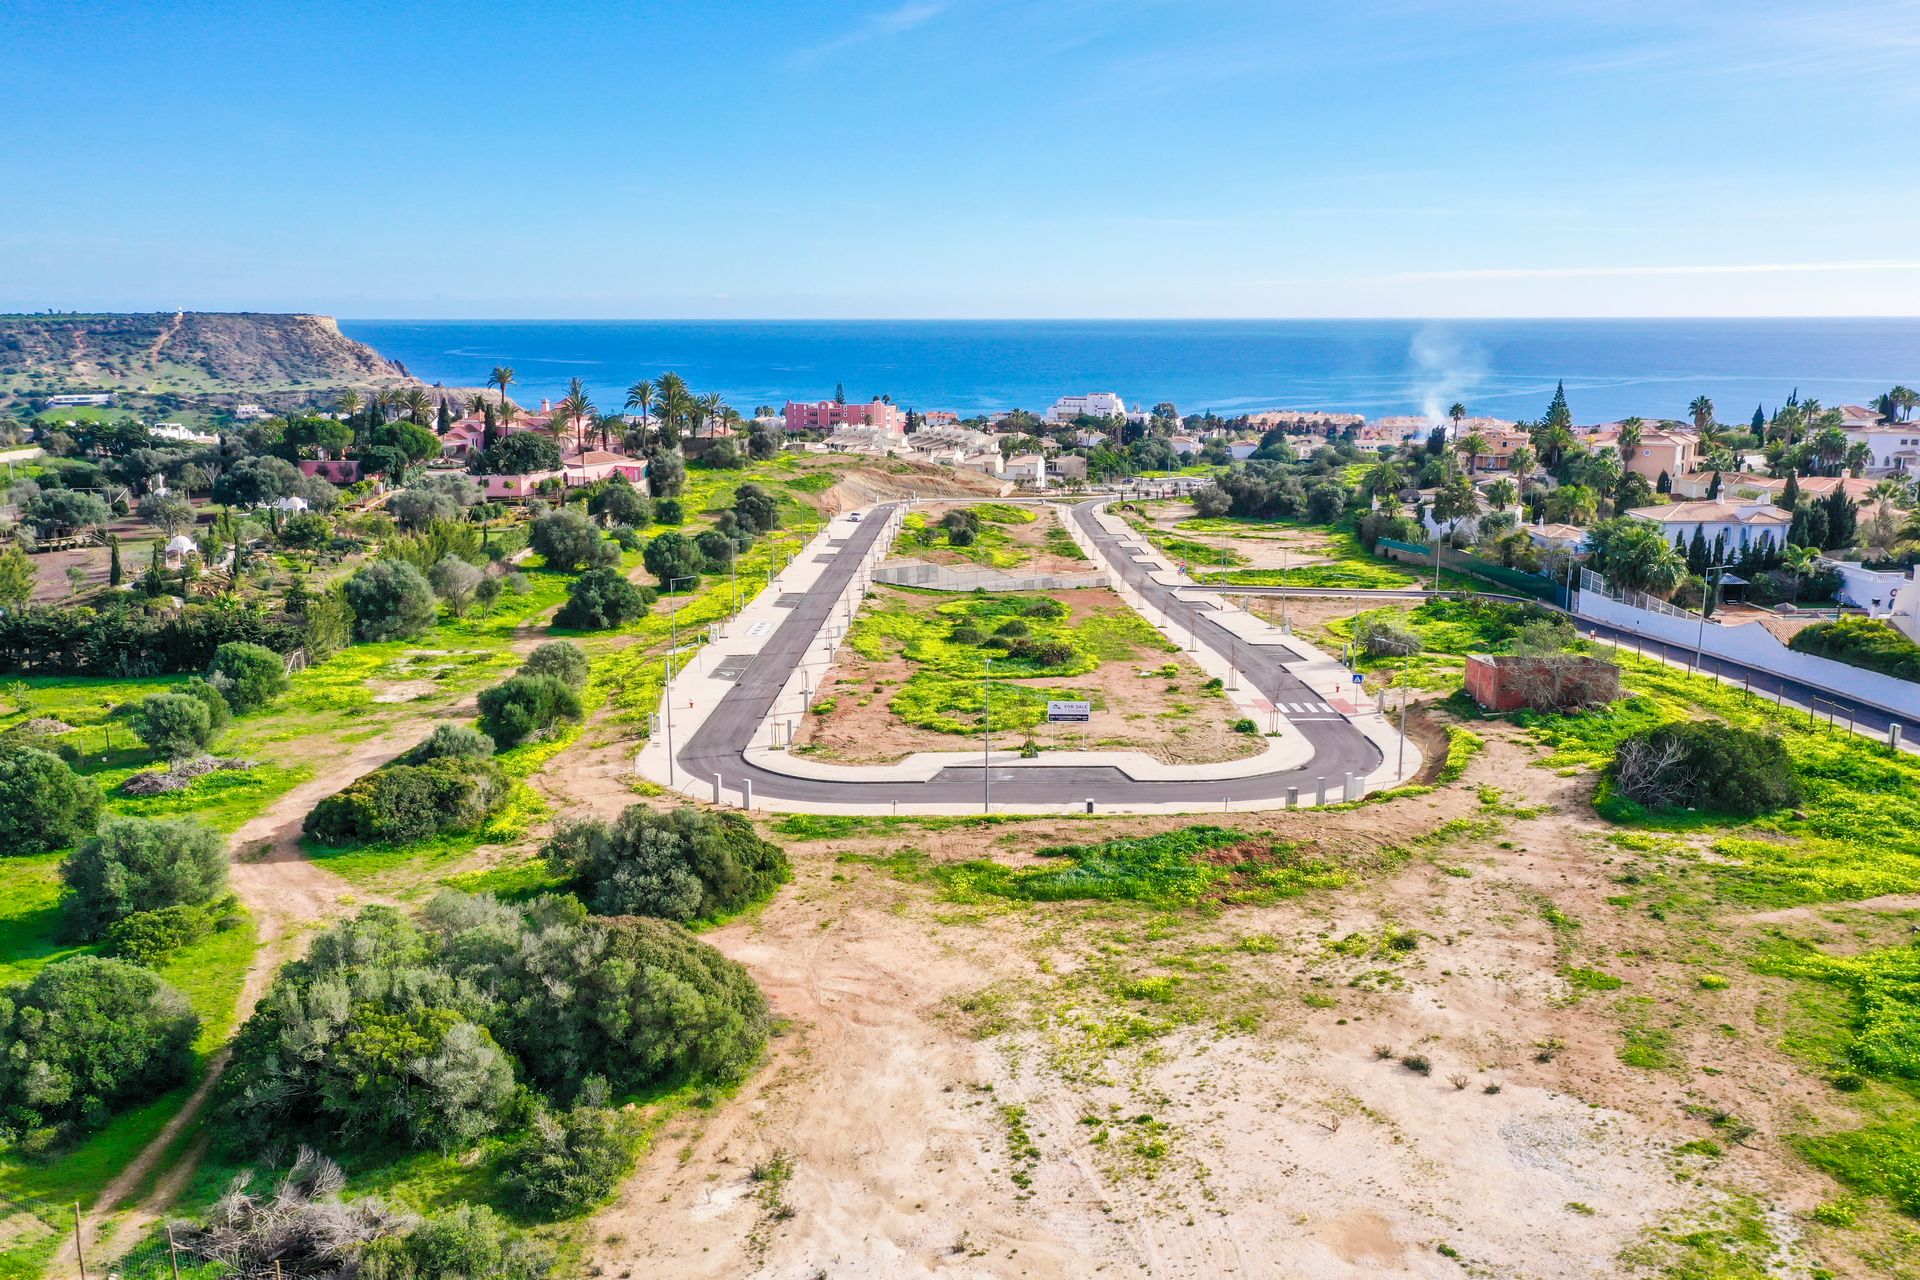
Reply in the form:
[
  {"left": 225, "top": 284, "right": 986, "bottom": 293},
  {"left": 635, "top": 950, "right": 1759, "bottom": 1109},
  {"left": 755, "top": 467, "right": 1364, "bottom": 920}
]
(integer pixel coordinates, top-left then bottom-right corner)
[{"left": 1046, "top": 700, "right": 1092, "bottom": 723}]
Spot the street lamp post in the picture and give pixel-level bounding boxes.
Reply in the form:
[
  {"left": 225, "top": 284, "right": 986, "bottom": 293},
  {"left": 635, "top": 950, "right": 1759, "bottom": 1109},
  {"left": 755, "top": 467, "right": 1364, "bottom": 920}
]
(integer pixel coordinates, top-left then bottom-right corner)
[
  {"left": 981, "top": 656, "right": 992, "bottom": 813},
  {"left": 1692, "top": 563, "right": 1734, "bottom": 675},
  {"left": 662, "top": 574, "right": 699, "bottom": 787}
]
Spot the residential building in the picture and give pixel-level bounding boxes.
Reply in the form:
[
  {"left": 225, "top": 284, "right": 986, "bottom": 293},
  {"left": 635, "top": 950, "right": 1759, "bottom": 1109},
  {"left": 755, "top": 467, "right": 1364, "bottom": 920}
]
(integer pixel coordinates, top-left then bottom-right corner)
[
  {"left": 150, "top": 423, "right": 217, "bottom": 444},
  {"left": 1670, "top": 471, "right": 1878, "bottom": 503},
  {"left": 233, "top": 403, "right": 271, "bottom": 421},
  {"left": 1612, "top": 427, "right": 1700, "bottom": 483},
  {"left": 1623, "top": 500, "right": 1791, "bottom": 554},
  {"left": 783, "top": 399, "right": 906, "bottom": 433},
  {"left": 1526, "top": 522, "right": 1588, "bottom": 553},
  {"left": 45, "top": 393, "right": 113, "bottom": 407},
  {"left": 824, "top": 423, "right": 906, "bottom": 454},
  {"left": 1841, "top": 426, "right": 1920, "bottom": 474},
  {"left": 1050, "top": 455, "right": 1089, "bottom": 483},
  {"left": 1072, "top": 430, "right": 1107, "bottom": 448},
  {"left": 1044, "top": 392, "right": 1126, "bottom": 424},
  {"left": 922, "top": 410, "right": 960, "bottom": 426},
  {"left": 1005, "top": 453, "right": 1048, "bottom": 486}
]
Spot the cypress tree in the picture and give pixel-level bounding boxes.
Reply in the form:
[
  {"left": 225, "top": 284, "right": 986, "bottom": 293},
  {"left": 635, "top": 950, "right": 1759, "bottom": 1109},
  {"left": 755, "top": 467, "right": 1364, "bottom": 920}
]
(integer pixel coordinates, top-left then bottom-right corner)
[
  {"left": 1656, "top": 470, "right": 1671, "bottom": 494},
  {"left": 1751, "top": 405, "right": 1766, "bottom": 434},
  {"left": 1687, "top": 526, "right": 1709, "bottom": 574},
  {"left": 108, "top": 535, "right": 122, "bottom": 586},
  {"left": 1706, "top": 470, "right": 1722, "bottom": 500},
  {"left": 436, "top": 396, "right": 452, "bottom": 435},
  {"left": 1778, "top": 471, "right": 1800, "bottom": 511}
]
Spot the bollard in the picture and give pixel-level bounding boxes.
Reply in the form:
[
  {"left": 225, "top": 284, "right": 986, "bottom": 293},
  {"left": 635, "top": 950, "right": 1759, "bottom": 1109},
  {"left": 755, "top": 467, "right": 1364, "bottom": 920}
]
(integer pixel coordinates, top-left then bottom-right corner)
[
  {"left": 714, "top": 773, "right": 723, "bottom": 804},
  {"left": 743, "top": 778, "right": 752, "bottom": 811},
  {"left": 1893, "top": 724, "right": 1905, "bottom": 752},
  {"left": 1086, "top": 798, "right": 1095, "bottom": 814},
  {"left": 1315, "top": 777, "right": 1326, "bottom": 805},
  {"left": 1286, "top": 786, "right": 1298, "bottom": 808},
  {"left": 1223, "top": 796, "right": 1231, "bottom": 813},
  {"left": 1343, "top": 771, "right": 1355, "bottom": 801}
]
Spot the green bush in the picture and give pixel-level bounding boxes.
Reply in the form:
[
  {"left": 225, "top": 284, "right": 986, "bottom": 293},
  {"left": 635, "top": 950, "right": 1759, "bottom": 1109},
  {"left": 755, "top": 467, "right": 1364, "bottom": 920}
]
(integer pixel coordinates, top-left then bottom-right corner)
[
  {"left": 554, "top": 567, "right": 650, "bottom": 630},
  {"left": 399, "top": 722, "right": 496, "bottom": 764},
  {"left": 60, "top": 815, "right": 229, "bottom": 939},
  {"left": 1789, "top": 616, "right": 1920, "bottom": 682},
  {"left": 362, "top": 1205, "right": 553, "bottom": 1280},
  {"left": 0, "top": 745, "right": 101, "bottom": 855},
  {"left": 0, "top": 956, "right": 198, "bottom": 1140},
  {"left": 102, "top": 901, "right": 221, "bottom": 964},
  {"left": 1608, "top": 722, "right": 1801, "bottom": 817},
  {"left": 133, "top": 690, "right": 216, "bottom": 757},
  {"left": 208, "top": 640, "right": 288, "bottom": 712},
  {"left": 478, "top": 674, "right": 582, "bottom": 748},
  {"left": 344, "top": 559, "right": 439, "bottom": 641},
  {"left": 500, "top": 1105, "right": 636, "bottom": 1217},
  {"left": 529, "top": 508, "right": 617, "bottom": 573},
  {"left": 223, "top": 896, "right": 769, "bottom": 1151},
  {"left": 543, "top": 805, "right": 791, "bottom": 922},
  {"left": 303, "top": 756, "right": 508, "bottom": 846},
  {"left": 521, "top": 640, "right": 590, "bottom": 689}
]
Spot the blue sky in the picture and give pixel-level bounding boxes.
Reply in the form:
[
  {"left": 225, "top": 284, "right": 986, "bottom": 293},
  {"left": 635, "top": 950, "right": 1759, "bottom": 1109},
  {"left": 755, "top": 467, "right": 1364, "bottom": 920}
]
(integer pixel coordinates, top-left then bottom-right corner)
[{"left": 1, "top": 0, "right": 1916, "bottom": 317}]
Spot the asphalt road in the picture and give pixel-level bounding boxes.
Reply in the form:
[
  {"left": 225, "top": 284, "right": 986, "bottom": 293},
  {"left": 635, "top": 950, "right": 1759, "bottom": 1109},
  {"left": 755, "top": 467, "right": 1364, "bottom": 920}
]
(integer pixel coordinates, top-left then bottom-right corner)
[
  {"left": 675, "top": 500, "right": 1384, "bottom": 808},
  {"left": 1193, "top": 584, "right": 1916, "bottom": 744}
]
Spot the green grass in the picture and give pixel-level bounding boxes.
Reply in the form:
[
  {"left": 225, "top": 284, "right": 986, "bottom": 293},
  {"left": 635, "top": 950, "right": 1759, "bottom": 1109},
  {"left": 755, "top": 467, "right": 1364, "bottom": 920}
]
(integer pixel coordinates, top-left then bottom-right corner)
[
  {"left": 0, "top": 853, "right": 81, "bottom": 988},
  {"left": 935, "top": 826, "right": 1349, "bottom": 908},
  {"left": 844, "top": 586, "right": 1173, "bottom": 736}
]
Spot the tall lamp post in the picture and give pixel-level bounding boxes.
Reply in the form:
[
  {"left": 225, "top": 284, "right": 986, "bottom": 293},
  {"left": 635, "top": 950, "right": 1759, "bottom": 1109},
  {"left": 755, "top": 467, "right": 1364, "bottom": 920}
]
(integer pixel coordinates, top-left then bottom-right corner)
[
  {"left": 662, "top": 574, "right": 699, "bottom": 787},
  {"left": 982, "top": 655, "right": 992, "bottom": 814},
  {"left": 1692, "top": 563, "right": 1733, "bottom": 674}
]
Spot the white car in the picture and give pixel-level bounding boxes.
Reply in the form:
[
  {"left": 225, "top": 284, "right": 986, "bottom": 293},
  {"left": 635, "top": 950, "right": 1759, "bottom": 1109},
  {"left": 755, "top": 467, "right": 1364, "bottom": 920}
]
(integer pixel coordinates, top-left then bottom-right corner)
[{"left": 848, "top": 511, "right": 862, "bottom": 522}]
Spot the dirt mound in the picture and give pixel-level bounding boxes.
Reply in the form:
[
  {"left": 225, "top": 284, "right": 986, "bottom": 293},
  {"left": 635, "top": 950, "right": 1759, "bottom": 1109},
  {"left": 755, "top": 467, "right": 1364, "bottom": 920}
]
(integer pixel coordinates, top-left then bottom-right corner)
[{"left": 119, "top": 754, "right": 256, "bottom": 795}]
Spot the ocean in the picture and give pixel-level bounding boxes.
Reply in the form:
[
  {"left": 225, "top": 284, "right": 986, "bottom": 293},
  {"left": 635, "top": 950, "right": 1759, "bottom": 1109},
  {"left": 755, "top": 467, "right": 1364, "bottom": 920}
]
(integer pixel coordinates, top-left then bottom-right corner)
[{"left": 338, "top": 318, "right": 1920, "bottom": 426}]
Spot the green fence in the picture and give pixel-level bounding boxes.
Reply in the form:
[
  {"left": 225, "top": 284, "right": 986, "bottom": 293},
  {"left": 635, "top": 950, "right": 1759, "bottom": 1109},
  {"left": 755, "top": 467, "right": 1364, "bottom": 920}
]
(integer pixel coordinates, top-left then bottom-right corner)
[{"left": 1374, "top": 537, "right": 1568, "bottom": 606}]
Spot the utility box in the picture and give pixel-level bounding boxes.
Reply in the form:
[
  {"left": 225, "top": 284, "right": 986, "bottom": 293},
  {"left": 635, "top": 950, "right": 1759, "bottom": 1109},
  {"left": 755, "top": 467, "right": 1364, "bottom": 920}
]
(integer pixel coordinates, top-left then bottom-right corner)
[{"left": 1465, "top": 653, "right": 1620, "bottom": 713}]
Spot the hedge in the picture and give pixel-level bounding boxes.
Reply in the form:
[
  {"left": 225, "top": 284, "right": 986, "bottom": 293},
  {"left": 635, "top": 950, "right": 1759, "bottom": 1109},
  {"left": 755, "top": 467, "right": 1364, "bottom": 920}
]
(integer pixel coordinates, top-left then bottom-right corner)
[
  {"left": 1788, "top": 616, "right": 1920, "bottom": 683},
  {"left": 0, "top": 603, "right": 312, "bottom": 675}
]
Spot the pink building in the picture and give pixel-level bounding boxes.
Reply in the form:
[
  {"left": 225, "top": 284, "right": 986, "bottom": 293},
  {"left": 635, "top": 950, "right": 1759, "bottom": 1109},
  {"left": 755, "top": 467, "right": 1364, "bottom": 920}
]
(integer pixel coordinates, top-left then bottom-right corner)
[
  {"left": 783, "top": 399, "right": 905, "bottom": 433},
  {"left": 300, "top": 459, "right": 363, "bottom": 483},
  {"left": 474, "top": 451, "right": 648, "bottom": 501}
]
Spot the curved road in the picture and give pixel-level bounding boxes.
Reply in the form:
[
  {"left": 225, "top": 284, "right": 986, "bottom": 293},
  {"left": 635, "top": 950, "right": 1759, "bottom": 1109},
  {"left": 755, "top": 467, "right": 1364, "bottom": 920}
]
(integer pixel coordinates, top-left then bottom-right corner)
[{"left": 676, "top": 500, "right": 1382, "bottom": 807}]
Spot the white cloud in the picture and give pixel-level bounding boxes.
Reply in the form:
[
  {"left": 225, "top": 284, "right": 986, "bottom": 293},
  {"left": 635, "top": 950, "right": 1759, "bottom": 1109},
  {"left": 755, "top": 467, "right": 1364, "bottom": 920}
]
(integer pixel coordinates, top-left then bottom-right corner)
[{"left": 793, "top": 2, "right": 944, "bottom": 65}]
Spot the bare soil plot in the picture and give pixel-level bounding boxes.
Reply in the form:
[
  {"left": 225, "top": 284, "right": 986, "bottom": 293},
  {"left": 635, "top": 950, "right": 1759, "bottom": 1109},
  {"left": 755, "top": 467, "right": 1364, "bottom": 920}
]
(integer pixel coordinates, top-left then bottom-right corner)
[
  {"left": 593, "top": 724, "right": 1867, "bottom": 1278},
  {"left": 793, "top": 586, "right": 1264, "bottom": 766}
]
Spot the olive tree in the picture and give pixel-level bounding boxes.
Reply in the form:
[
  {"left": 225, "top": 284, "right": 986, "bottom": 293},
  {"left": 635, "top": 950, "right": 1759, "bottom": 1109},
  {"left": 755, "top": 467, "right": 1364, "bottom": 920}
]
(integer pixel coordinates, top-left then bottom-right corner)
[{"left": 60, "top": 815, "right": 228, "bottom": 939}]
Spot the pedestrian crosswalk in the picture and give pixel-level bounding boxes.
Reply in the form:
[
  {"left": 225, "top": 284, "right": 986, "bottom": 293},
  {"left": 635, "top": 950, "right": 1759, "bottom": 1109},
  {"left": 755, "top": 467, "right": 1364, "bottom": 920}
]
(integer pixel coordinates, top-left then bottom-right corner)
[{"left": 1279, "top": 701, "right": 1335, "bottom": 715}]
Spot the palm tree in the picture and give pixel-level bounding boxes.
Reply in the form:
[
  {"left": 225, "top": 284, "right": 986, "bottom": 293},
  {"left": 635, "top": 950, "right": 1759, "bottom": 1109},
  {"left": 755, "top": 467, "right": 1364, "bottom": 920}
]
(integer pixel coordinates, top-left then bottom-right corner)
[
  {"left": 1845, "top": 441, "right": 1873, "bottom": 477},
  {"left": 465, "top": 392, "right": 490, "bottom": 416},
  {"left": 1688, "top": 396, "right": 1714, "bottom": 433},
  {"left": 1456, "top": 430, "right": 1490, "bottom": 474},
  {"left": 1485, "top": 477, "right": 1519, "bottom": 510},
  {"left": 625, "top": 379, "right": 655, "bottom": 447},
  {"left": 1362, "top": 460, "right": 1404, "bottom": 498},
  {"left": 401, "top": 386, "right": 432, "bottom": 426},
  {"left": 653, "top": 372, "right": 689, "bottom": 444},
  {"left": 1617, "top": 417, "right": 1643, "bottom": 461},
  {"left": 696, "top": 392, "right": 724, "bottom": 439},
  {"left": 1812, "top": 426, "right": 1848, "bottom": 476},
  {"left": 338, "top": 389, "right": 363, "bottom": 420},
  {"left": 558, "top": 377, "right": 596, "bottom": 453},
  {"left": 1448, "top": 402, "right": 1467, "bottom": 435},
  {"left": 1898, "top": 386, "right": 1919, "bottom": 422},
  {"left": 490, "top": 366, "right": 516, "bottom": 409},
  {"left": 1507, "top": 443, "right": 1536, "bottom": 481}
]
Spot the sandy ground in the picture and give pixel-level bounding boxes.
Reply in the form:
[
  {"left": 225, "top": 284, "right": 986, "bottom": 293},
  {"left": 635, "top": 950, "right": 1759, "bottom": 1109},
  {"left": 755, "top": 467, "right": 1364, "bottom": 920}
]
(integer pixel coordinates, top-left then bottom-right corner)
[
  {"left": 588, "top": 722, "right": 1862, "bottom": 1279},
  {"left": 1125, "top": 501, "right": 1346, "bottom": 574},
  {"left": 900, "top": 503, "right": 1094, "bottom": 576},
  {"left": 793, "top": 587, "right": 1263, "bottom": 767}
]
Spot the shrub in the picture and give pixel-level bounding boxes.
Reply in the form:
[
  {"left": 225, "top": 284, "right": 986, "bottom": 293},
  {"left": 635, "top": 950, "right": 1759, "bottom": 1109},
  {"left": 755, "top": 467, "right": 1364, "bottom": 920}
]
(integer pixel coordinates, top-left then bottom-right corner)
[
  {"left": 1789, "top": 616, "right": 1920, "bottom": 682},
  {"left": 0, "top": 956, "right": 198, "bottom": 1139},
  {"left": 208, "top": 641, "right": 287, "bottom": 712},
  {"left": 1232, "top": 717, "right": 1259, "bottom": 734},
  {"left": 102, "top": 902, "right": 220, "bottom": 964},
  {"left": 132, "top": 691, "right": 215, "bottom": 757},
  {"left": 303, "top": 757, "right": 507, "bottom": 846},
  {"left": 544, "top": 805, "right": 790, "bottom": 922},
  {"left": 173, "top": 1150, "right": 418, "bottom": 1279},
  {"left": 344, "top": 559, "right": 438, "bottom": 641},
  {"left": 0, "top": 745, "right": 101, "bottom": 855},
  {"left": 500, "top": 1106, "right": 637, "bottom": 1217},
  {"left": 478, "top": 674, "right": 582, "bottom": 748},
  {"left": 529, "top": 508, "right": 617, "bottom": 572},
  {"left": 1608, "top": 722, "right": 1801, "bottom": 817},
  {"left": 522, "top": 640, "right": 590, "bottom": 689},
  {"left": 1023, "top": 598, "right": 1069, "bottom": 619},
  {"left": 653, "top": 496, "right": 683, "bottom": 524},
  {"left": 554, "top": 567, "right": 649, "bottom": 629},
  {"left": 224, "top": 897, "right": 770, "bottom": 1151},
  {"left": 428, "top": 555, "right": 484, "bottom": 616},
  {"left": 949, "top": 625, "right": 984, "bottom": 646},
  {"left": 362, "top": 1204, "right": 552, "bottom": 1280},
  {"left": 1358, "top": 617, "right": 1422, "bottom": 658},
  {"left": 589, "top": 479, "right": 651, "bottom": 528},
  {"left": 641, "top": 529, "right": 702, "bottom": 590},
  {"left": 60, "top": 815, "right": 228, "bottom": 939},
  {"left": 399, "top": 723, "right": 496, "bottom": 764}
]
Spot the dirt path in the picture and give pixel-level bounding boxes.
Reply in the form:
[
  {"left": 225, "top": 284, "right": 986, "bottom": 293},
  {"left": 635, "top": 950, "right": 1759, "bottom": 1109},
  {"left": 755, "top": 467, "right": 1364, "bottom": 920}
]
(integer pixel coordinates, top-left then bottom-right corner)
[
  {"left": 59, "top": 725, "right": 438, "bottom": 1268},
  {"left": 146, "top": 310, "right": 184, "bottom": 365}
]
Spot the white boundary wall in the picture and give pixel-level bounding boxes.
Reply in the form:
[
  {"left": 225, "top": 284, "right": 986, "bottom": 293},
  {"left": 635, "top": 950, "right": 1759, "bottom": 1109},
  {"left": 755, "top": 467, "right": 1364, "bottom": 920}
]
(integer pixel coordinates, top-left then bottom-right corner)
[{"left": 1574, "top": 591, "right": 1920, "bottom": 719}]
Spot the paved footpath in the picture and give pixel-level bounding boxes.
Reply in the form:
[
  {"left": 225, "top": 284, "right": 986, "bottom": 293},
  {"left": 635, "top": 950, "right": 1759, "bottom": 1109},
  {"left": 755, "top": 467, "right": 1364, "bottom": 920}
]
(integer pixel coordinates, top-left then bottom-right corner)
[{"left": 636, "top": 500, "right": 1419, "bottom": 815}]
